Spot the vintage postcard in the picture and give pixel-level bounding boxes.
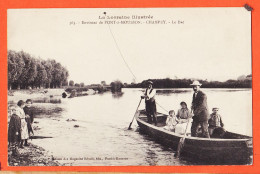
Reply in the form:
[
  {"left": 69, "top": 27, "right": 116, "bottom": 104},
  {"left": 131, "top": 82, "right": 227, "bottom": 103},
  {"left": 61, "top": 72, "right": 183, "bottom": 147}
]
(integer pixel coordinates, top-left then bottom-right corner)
[
  {"left": 0, "top": 0, "right": 259, "bottom": 172},
  {"left": 6, "top": 7, "right": 253, "bottom": 167}
]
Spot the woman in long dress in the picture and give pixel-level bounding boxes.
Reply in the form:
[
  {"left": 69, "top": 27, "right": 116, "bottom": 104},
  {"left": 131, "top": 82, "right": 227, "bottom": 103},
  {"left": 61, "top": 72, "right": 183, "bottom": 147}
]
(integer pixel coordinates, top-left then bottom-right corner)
[{"left": 16, "top": 100, "right": 29, "bottom": 148}]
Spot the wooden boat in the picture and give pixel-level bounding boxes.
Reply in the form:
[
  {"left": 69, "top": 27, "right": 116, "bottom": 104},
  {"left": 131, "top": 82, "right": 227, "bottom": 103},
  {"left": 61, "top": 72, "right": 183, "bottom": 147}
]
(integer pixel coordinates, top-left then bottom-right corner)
[{"left": 135, "top": 109, "right": 253, "bottom": 164}]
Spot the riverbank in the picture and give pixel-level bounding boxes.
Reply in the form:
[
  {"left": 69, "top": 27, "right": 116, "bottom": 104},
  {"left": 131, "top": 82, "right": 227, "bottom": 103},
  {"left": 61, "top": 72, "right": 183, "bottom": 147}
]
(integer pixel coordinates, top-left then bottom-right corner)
[
  {"left": 8, "top": 142, "right": 60, "bottom": 166},
  {"left": 8, "top": 89, "right": 65, "bottom": 166}
]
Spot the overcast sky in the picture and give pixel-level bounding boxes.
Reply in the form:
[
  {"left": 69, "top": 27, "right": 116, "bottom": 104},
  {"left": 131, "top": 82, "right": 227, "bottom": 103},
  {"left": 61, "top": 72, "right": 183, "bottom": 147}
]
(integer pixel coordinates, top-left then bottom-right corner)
[{"left": 7, "top": 8, "right": 251, "bottom": 84}]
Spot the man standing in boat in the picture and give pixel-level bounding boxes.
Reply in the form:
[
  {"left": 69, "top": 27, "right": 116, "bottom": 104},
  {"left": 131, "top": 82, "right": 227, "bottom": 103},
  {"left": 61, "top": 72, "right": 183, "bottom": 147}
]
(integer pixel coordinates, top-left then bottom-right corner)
[
  {"left": 190, "top": 80, "right": 210, "bottom": 138},
  {"left": 141, "top": 81, "right": 157, "bottom": 125}
]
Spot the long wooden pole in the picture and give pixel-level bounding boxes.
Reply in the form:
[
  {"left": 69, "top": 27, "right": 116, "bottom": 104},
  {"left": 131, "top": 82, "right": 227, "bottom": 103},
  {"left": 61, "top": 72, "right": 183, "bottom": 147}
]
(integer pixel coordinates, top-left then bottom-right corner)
[
  {"left": 128, "top": 98, "right": 142, "bottom": 130},
  {"left": 176, "top": 113, "right": 192, "bottom": 158}
]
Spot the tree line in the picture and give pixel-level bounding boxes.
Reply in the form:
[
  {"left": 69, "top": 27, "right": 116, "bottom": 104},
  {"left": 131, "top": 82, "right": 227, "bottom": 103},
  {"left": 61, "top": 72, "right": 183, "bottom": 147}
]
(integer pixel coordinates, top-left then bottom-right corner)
[
  {"left": 8, "top": 50, "right": 69, "bottom": 90},
  {"left": 126, "top": 77, "right": 252, "bottom": 88}
]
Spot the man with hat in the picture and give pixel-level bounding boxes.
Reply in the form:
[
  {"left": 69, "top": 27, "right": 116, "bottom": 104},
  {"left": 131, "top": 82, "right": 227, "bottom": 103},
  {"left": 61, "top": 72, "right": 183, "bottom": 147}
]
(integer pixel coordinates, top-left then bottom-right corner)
[
  {"left": 190, "top": 80, "right": 210, "bottom": 138},
  {"left": 141, "top": 81, "right": 157, "bottom": 125}
]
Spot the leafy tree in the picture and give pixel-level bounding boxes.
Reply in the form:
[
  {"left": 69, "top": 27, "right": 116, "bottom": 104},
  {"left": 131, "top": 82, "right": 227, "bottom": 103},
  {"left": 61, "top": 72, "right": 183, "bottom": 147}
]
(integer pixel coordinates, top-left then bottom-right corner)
[
  {"left": 80, "top": 82, "right": 85, "bottom": 87},
  {"left": 8, "top": 50, "right": 69, "bottom": 89},
  {"left": 34, "top": 60, "right": 48, "bottom": 88},
  {"left": 110, "top": 80, "right": 123, "bottom": 93},
  {"left": 18, "top": 51, "right": 37, "bottom": 89},
  {"left": 8, "top": 50, "right": 25, "bottom": 89},
  {"left": 101, "top": 81, "right": 106, "bottom": 86},
  {"left": 42, "top": 60, "right": 53, "bottom": 88},
  {"left": 69, "top": 80, "right": 74, "bottom": 86}
]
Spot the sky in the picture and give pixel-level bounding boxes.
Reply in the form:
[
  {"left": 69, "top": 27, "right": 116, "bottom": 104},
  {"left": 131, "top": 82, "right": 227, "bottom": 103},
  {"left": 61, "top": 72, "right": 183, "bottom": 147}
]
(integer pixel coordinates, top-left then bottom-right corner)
[{"left": 7, "top": 8, "right": 251, "bottom": 84}]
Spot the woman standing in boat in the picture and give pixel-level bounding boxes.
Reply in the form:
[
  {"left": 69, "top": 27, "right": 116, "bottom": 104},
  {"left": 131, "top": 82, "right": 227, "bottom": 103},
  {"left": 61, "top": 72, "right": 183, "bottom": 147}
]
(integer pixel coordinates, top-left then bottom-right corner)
[{"left": 141, "top": 81, "right": 157, "bottom": 125}]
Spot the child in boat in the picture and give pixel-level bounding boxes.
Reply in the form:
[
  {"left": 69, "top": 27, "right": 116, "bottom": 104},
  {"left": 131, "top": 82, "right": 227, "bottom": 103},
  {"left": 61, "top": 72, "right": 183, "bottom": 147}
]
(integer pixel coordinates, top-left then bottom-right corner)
[
  {"left": 164, "top": 110, "right": 179, "bottom": 132},
  {"left": 208, "top": 107, "right": 225, "bottom": 136},
  {"left": 8, "top": 106, "right": 21, "bottom": 156}
]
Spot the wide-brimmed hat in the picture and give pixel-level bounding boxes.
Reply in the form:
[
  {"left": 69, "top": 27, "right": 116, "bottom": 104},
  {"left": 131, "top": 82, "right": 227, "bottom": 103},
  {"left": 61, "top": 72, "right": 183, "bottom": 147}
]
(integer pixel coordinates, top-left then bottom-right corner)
[
  {"left": 212, "top": 107, "right": 219, "bottom": 111},
  {"left": 190, "top": 80, "right": 202, "bottom": 86},
  {"left": 147, "top": 81, "right": 153, "bottom": 85}
]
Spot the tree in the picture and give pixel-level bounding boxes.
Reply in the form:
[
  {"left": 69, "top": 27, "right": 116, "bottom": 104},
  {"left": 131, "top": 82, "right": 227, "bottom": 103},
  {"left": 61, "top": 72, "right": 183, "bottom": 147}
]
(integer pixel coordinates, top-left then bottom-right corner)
[
  {"left": 80, "top": 82, "right": 85, "bottom": 87},
  {"left": 60, "top": 67, "right": 69, "bottom": 87},
  {"left": 69, "top": 80, "right": 74, "bottom": 86},
  {"left": 34, "top": 60, "right": 48, "bottom": 88},
  {"left": 110, "top": 80, "right": 123, "bottom": 93},
  {"left": 42, "top": 60, "right": 53, "bottom": 88},
  {"left": 8, "top": 50, "right": 70, "bottom": 89},
  {"left": 8, "top": 50, "right": 25, "bottom": 89},
  {"left": 101, "top": 81, "right": 106, "bottom": 86},
  {"left": 18, "top": 51, "right": 37, "bottom": 89}
]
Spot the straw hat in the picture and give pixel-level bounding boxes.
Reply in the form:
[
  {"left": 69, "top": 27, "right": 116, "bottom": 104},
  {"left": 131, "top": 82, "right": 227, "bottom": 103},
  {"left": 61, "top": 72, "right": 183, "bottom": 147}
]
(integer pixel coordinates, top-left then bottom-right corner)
[
  {"left": 147, "top": 81, "right": 153, "bottom": 85},
  {"left": 190, "top": 80, "right": 202, "bottom": 86}
]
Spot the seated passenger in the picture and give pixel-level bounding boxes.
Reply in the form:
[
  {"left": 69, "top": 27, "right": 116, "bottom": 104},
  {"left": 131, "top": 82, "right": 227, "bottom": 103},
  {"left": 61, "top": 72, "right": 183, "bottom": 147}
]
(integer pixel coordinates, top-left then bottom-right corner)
[
  {"left": 176, "top": 101, "right": 192, "bottom": 123},
  {"left": 164, "top": 110, "right": 178, "bottom": 132},
  {"left": 208, "top": 107, "right": 225, "bottom": 136},
  {"left": 175, "top": 102, "right": 192, "bottom": 135}
]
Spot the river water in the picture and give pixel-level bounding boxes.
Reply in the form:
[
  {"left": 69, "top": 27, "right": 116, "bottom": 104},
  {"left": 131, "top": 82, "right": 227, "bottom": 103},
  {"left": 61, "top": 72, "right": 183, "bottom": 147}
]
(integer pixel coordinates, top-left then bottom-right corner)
[{"left": 29, "top": 88, "right": 252, "bottom": 166}]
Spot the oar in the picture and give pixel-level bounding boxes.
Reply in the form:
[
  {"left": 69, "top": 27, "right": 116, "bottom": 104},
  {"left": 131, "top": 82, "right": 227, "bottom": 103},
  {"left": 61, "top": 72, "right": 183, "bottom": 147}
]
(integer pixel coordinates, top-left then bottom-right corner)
[
  {"left": 128, "top": 98, "right": 143, "bottom": 130},
  {"left": 176, "top": 115, "right": 192, "bottom": 158}
]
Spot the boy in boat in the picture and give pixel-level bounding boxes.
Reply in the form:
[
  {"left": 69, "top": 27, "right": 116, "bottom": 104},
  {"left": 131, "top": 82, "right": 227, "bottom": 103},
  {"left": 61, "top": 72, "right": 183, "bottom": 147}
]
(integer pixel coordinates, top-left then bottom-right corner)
[
  {"left": 8, "top": 106, "right": 21, "bottom": 156},
  {"left": 164, "top": 110, "right": 179, "bottom": 132},
  {"left": 141, "top": 81, "right": 157, "bottom": 125},
  {"left": 208, "top": 107, "right": 225, "bottom": 137}
]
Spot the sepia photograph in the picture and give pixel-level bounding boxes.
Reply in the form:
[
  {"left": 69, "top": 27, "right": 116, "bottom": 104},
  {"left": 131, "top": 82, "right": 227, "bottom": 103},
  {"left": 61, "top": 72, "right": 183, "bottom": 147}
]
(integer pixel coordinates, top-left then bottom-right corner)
[{"left": 7, "top": 7, "right": 252, "bottom": 166}]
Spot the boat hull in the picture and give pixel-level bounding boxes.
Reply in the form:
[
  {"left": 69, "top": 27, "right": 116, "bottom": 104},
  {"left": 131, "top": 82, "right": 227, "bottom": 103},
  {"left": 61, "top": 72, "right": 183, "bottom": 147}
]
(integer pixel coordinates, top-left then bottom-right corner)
[{"left": 135, "top": 110, "right": 252, "bottom": 164}]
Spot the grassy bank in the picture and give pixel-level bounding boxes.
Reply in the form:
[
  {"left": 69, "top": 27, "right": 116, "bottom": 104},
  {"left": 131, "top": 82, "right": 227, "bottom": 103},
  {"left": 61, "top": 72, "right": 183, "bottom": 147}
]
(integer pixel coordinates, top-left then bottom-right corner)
[{"left": 8, "top": 142, "right": 60, "bottom": 166}]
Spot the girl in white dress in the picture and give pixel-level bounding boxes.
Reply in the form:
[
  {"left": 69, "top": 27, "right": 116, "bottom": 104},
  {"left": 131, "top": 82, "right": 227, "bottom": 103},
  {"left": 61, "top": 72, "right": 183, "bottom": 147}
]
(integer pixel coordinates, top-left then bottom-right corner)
[
  {"left": 164, "top": 110, "right": 179, "bottom": 132},
  {"left": 16, "top": 100, "right": 29, "bottom": 148}
]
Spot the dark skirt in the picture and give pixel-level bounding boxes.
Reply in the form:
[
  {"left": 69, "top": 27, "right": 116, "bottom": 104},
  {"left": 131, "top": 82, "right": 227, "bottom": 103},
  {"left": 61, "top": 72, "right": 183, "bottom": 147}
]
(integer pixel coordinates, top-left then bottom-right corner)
[
  {"left": 145, "top": 100, "right": 157, "bottom": 115},
  {"left": 8, "top": 115, "right": 21, "bottom": 143}
]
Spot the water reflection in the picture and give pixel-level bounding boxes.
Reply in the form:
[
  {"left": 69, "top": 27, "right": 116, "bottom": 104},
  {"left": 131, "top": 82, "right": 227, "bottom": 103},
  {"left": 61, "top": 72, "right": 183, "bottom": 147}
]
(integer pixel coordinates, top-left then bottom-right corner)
[{"left": 112, "top": 92, "right": 124, "bottom": 99}]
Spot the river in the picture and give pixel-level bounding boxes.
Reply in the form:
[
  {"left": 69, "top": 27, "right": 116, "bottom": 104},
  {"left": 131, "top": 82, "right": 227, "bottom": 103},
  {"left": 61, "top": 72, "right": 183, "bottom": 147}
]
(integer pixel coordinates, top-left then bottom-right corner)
[{"left": 28, "top": 88, "right": 252, "bottom": 166}]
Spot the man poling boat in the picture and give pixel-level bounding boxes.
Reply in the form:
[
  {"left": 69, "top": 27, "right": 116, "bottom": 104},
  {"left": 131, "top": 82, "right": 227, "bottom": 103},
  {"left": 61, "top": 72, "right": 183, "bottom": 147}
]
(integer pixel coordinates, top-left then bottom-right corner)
[{"left": 141, "top": 81, "right": 157, "bottom": 125}]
